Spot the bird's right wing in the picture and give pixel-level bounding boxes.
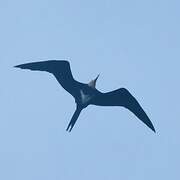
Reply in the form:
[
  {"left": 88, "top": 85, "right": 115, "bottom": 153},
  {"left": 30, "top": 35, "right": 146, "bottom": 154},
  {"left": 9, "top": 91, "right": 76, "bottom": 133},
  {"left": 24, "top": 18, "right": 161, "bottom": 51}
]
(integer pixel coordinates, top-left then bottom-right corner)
[
  {"left": 91, "top": 88, "right": 155, "bottom": 132},
  {"left": 14, "top": 60, "right": 81, "bottom": 97}
]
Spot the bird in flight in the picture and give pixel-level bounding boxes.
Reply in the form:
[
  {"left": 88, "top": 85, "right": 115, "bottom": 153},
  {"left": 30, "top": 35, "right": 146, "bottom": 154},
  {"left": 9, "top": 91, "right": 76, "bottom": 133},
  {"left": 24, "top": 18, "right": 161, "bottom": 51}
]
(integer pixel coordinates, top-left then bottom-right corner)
[{"left": 15, "top": 60, "right": 155, "bottom": 132}]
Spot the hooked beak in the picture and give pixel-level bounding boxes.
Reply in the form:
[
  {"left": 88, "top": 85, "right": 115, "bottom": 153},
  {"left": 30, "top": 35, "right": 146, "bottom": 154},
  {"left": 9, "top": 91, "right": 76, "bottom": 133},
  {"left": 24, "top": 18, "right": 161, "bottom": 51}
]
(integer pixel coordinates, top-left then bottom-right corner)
[
  {"left": 95, "top": 74, "right": 100, "bottom": 82},
  {"left": 88, "top": 74, "right": 100, "bottom": 89}
]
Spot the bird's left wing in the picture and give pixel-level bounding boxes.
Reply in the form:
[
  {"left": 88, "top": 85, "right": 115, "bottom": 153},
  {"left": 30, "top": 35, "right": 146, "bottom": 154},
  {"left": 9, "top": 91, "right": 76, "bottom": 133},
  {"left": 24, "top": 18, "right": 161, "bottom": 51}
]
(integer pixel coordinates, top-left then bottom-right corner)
[
  {"left": 91, "top": 88, "right": 155, "bottom": 132},
  {"left": 14, "top": 60, "right": 81, "bottom": 97}
]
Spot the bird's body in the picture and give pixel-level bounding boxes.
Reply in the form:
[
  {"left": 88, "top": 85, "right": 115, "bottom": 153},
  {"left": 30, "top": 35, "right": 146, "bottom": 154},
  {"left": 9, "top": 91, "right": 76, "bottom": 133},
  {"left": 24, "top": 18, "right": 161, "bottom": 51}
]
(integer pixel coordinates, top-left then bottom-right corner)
[
  {"left": 76, "top": 85, "right": 100, "bottom": 107},
  {"left": 15, "top": 60, "right": 156, "bottom": 132}
]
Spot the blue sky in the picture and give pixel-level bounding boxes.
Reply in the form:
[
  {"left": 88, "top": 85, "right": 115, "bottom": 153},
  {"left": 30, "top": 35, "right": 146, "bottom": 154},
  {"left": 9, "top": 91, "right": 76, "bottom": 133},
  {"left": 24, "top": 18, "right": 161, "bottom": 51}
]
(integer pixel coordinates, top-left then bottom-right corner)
[{"left": 0, "top": 0, "right": 180, "bottom": 179}]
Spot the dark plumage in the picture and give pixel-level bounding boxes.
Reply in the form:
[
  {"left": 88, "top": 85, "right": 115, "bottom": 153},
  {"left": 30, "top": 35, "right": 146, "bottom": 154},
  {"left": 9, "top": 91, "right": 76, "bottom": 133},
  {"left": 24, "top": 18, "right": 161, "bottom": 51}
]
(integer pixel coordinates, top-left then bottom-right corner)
[{"left": 15, "top": 60, "right": 155, "bottom": 132}]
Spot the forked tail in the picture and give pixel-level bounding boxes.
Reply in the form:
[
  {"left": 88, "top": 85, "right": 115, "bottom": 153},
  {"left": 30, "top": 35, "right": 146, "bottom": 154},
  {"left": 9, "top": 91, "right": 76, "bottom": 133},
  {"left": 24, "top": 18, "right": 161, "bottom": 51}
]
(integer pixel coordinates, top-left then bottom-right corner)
[{"left": 66, "top": 107, "right": 82, "bottom": 132}]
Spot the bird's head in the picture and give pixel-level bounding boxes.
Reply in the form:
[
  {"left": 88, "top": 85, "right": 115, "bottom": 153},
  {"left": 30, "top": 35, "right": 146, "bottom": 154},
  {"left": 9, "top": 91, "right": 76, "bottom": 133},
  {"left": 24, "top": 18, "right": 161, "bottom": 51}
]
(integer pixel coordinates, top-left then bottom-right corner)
[{"left": 88, "top": 74, "right": 100, "bottom": 89}]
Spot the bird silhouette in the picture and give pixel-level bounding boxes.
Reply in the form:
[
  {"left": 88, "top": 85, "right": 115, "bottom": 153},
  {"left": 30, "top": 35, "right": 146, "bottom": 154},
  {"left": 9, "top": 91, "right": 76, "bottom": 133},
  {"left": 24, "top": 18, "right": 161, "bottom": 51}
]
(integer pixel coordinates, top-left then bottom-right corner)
[{"left": 14, "top": 60, "right": 155, "bottom": 132}]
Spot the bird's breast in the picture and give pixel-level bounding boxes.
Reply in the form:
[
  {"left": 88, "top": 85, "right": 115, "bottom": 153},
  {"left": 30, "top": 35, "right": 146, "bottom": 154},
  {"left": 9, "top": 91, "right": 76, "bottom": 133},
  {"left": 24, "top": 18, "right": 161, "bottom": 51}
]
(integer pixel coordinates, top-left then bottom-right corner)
[
  {"left": 75, "top": 86, "right": 100, "bottom": 107},
  {"left": 80, "top": 90, "right": 92, "bottom": 104}
]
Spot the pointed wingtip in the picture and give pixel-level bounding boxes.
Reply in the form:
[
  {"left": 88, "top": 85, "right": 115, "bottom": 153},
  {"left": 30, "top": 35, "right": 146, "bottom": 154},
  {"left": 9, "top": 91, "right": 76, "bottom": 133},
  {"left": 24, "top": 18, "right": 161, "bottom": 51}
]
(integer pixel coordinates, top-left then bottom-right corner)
[
  {"left": 151, "top": 129, "right": 156, "bottom": 133},
  {"left": 14, "top": 65, "right": 22, "bottom": 68},
  {"left": 149, "top": 124, "right": 156, "bottom": 133}
]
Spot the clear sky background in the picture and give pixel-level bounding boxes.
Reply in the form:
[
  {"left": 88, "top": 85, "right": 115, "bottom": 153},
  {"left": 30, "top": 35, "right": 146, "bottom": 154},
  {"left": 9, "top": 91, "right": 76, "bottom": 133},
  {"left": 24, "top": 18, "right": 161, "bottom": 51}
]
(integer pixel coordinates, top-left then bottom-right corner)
[{"left": 0, "top": 0, "right": 180, "bottom": 179}]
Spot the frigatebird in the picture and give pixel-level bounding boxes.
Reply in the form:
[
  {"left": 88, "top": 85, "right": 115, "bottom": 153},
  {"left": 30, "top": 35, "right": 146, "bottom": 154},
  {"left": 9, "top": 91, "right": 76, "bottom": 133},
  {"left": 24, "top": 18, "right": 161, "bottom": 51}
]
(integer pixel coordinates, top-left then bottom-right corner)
[{"left": 14, "top": 60, "right": 155, "bottom": 132}]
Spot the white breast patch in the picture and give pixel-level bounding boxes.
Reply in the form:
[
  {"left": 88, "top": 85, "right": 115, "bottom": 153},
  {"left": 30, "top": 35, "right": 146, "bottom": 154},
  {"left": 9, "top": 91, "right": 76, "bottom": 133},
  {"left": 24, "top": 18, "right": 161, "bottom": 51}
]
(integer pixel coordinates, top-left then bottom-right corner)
[{"left": 80, "top": 90, "right": 92, "bottom": 104}]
